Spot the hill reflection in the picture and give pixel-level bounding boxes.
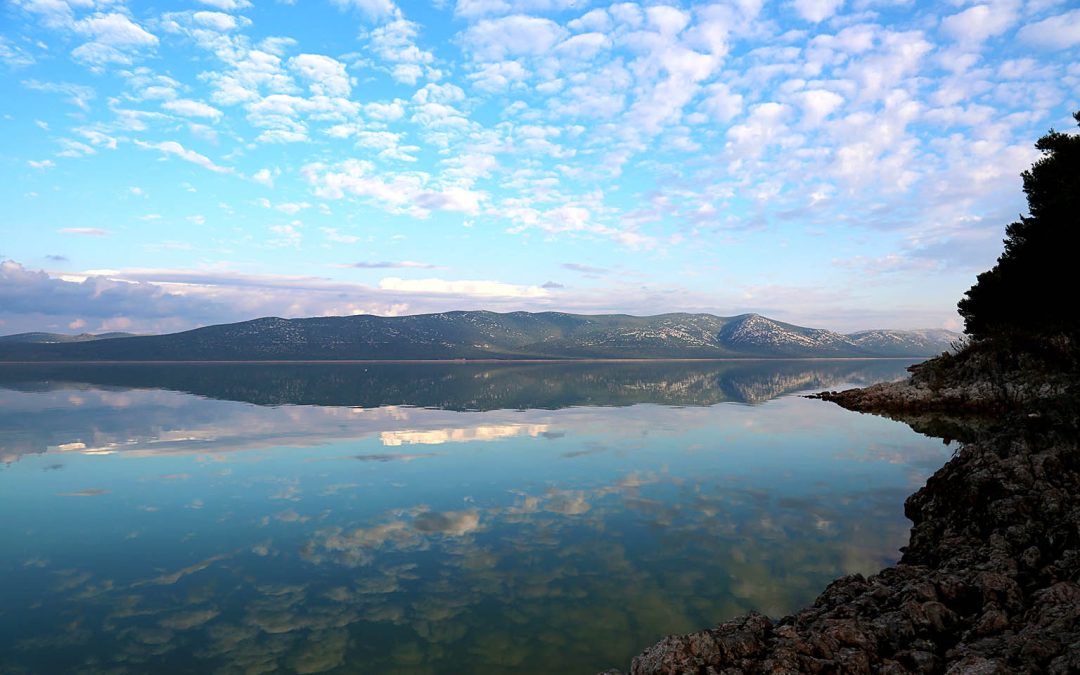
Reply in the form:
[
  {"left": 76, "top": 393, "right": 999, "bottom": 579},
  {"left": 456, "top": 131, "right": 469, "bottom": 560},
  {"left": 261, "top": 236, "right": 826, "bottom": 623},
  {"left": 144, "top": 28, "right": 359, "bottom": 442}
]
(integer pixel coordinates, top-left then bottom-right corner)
[{"left": 0, "top": 359, "right": 913, "bottom": 409}]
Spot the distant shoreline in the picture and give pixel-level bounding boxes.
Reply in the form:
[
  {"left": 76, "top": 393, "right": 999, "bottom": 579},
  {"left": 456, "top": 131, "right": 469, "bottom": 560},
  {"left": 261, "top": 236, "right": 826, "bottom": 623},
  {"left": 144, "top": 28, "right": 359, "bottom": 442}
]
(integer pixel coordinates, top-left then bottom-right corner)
[{"left": 0, "top": 357, "right": 929, "bottom": 366}]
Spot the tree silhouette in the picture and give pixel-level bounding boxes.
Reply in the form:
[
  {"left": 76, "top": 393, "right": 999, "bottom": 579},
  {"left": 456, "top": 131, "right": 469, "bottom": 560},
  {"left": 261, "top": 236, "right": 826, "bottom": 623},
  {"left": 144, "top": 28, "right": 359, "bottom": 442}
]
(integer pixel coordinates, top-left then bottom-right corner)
[{"left": 958, "top": 112, "right": 1080, "bottom": 340}]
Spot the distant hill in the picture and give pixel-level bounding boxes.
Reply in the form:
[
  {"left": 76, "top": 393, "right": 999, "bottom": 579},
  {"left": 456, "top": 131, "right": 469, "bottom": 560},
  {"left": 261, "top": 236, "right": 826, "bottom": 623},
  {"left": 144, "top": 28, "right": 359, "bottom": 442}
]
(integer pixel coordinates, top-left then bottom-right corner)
[
  {"left": 0, "top": 311, "right": 961, "bottom": 361},
  {"left": 0, "top": 331, "right": 139, "bottom": 344},
  {"left": 847, "top": 329, "right": 963, "bottom": 357}
]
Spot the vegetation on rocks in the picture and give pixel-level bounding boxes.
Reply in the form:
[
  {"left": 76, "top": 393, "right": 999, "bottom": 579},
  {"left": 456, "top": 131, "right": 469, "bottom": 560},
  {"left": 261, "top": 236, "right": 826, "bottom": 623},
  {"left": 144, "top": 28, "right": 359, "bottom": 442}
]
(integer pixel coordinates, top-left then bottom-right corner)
[
  {"left": 818, "top": 112, "right": 1080, "bottom": 415},
  {"left": 958, "top": 111, "right": 1080, "bottom": 341}
]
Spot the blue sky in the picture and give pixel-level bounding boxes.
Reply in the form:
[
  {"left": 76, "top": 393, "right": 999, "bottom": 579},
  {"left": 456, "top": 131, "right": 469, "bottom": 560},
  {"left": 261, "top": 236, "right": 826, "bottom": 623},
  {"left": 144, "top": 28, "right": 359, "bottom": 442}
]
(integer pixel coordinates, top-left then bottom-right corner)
[{"left": 1, "top": 0, "right": 1077, "bottom": 335}]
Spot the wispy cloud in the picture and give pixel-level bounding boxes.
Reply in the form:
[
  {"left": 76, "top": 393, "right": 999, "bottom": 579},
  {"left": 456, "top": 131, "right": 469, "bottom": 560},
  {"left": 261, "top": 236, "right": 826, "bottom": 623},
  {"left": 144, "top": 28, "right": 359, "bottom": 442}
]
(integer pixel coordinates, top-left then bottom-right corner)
[
  {"left": 561, "top": 263, "right": 609, "bottom": 275},
  {"left": 340, "top": 261, "right": 441, "bottom": 269},
  {"left": 59, "top": 228, "right": 110, "bottom": 236},
  {"left": 378, "top": 277, "right": 552, "bottom": 299},
  {"left": 134, "top": 140, "right": 232, "bottom": 174}
]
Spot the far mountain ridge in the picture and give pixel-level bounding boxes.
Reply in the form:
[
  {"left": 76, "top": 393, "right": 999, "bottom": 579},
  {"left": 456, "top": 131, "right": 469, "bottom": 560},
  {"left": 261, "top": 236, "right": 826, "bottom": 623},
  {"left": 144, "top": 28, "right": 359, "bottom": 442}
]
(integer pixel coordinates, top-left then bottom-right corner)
[
  {"left": 0, "top": 311, "right": 961, "bottom": 361},
  {"left": 0, "top": 331, "right": 140, "bottom": 344}
]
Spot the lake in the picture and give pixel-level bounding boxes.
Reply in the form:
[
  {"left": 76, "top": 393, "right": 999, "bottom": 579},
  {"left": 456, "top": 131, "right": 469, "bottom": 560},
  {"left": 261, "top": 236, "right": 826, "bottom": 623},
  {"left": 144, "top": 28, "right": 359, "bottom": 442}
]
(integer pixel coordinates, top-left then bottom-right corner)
[{"left": 0, "top": 361, "right": 952, "bottom": 674}]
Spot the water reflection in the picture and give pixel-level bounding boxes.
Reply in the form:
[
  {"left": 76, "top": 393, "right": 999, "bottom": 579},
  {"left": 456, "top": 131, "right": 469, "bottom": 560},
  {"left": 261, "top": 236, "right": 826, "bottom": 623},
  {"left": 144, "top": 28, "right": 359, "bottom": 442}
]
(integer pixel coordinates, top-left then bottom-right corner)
[
  {"left": 0, "top": 361, "right": 949, "bottom": 674},
  {"left": 0, "top": 359, "right": 911, "bottom": 408}
]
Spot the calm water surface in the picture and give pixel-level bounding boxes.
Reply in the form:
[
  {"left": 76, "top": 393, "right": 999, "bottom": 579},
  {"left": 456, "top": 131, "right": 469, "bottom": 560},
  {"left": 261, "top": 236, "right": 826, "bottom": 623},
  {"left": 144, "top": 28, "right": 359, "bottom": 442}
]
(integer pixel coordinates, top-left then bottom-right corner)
[{"left": 0, "top": 361, "right": 952, "bottom": 674}]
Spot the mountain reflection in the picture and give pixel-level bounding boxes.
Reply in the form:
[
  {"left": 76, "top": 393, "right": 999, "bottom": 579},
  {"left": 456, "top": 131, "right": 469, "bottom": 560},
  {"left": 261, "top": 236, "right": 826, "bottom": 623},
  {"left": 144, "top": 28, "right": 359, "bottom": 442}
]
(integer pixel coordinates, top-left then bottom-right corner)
[
  {"left": 0, "top": 360, "right": 949, "bottom": 674},
  {"left": 0, "top": 361, "right": 914, "bottom": 465},
  {"left": 0, "top": 359, "right": 911, "bottom": 409}
]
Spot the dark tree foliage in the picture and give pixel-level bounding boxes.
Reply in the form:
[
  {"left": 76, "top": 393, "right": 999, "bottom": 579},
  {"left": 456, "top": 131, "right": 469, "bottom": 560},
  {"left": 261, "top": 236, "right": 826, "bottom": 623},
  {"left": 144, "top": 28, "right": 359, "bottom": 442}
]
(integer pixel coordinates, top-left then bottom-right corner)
[{"left": 958, "top": 111, "right": 1080, "bottom": 339}]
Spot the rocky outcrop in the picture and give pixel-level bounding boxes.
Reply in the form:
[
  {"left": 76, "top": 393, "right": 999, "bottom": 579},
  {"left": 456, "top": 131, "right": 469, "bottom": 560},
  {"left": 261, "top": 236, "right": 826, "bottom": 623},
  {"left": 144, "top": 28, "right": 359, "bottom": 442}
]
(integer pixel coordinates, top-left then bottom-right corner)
[
  {"left": 608, "top": 406, "right": 1080, "bottom": 674},
  {"left": 811, "top": 336, "right": 1077, "bottom": 415}
]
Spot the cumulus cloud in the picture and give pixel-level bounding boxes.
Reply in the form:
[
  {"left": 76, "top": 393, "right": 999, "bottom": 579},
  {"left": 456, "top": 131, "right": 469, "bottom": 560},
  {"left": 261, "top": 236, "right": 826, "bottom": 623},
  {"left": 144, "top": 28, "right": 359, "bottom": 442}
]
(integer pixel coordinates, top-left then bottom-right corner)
[
  {"left": 940, "top": 2, "right": 1018, "bottom": 46},
  {"left": 301, "top": 159, "right": 483, "bottom": 217},
  {"left": 462, "top": 15, "right": 567, "bottom": 61},
  {"left": 252, "top": 168, "right": 275, "bottom": 186},
  {"left": 367, "top": 18, "right": 434, "bottom": 83},
  {"left": 792, "top": 0, "right": 845, "bottom": 23},
  {"left": 0, "top": 260, "right": 216, "bottom": 330},
  {"left": 288, "top": 54, "right": 351, "bottom": 97}
]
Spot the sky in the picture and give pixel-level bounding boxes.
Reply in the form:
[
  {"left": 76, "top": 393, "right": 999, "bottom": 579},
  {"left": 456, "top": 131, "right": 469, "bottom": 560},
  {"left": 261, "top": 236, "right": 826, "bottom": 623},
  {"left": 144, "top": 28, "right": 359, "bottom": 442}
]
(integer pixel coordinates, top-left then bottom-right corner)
[{"left": 1, "top": 0, "right": 1077, "bottom": 335}]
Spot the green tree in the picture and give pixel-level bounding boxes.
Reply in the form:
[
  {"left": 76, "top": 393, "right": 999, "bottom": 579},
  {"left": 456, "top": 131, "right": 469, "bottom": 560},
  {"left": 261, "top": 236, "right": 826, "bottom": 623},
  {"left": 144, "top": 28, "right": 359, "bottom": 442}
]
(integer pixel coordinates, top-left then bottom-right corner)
[{"left": 958, "top": 111, "right": 1080, "bottom": 339}]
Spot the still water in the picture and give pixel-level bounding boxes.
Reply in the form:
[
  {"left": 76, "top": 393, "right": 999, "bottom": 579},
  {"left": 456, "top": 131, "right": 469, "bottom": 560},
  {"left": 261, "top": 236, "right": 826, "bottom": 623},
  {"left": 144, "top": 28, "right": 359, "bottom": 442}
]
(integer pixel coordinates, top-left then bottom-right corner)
[{"left": 0, "top": 361, "right": 951, "bottom": 674}]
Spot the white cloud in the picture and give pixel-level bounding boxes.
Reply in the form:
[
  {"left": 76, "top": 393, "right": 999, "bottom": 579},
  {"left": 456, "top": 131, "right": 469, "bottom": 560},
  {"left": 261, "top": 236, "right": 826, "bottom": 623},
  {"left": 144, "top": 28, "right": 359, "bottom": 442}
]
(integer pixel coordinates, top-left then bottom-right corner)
[
  {"left": 0, "top": 35, "right": 35, "bottom": 67},
  {"left": 6, "top": 0, "right": 1076, "bottom": 333},
  {"left": 940, "top": 2, "right": 1018, "bottom": 46},
  {"left": 252, "top": 168, "right": 275, "bottom": 187},
  {"left": 57, "top": 138, "right": 95, "bottom": 157},
  {"left": 701, "top": 81, "right": 743, "bottom": 122},
  {"left": 162, "top": 99, "right": 224, "bottom": 120},
  {"left": 256, "top": 129, "right": 308, "bottom": 144},
  {"left": 462, "top": 15, "right": 567, "bottom": 61},
  {"left": 1017, "top": 9, "right": 1080, "bottom": 50},
  {"left": 378, "top": 277, "right": 551, "bottom": 299},
  {"left": 455, "top": 0, "right": 582, "bottom": 18},
  {"left": 22, "top": 79, "right": 95, "bottom": 110},
  {"left": 199, "top": 43, "right": 297, "bottom": 106},
  {"left": 798, "top": 88, "right": 844, "bottom": 126},
  {"left": 59, "top": 228, "right": 110, "bottom": 236},
  {"left": 414, "top": 188, "right": 482, "bottom": 214},
  {"left": 726, "top": 101, "right": 793, "bottom": 159},
  {"left": 191, "top": 11, "right": 244, "bottom": 32},
  {"left": 646, "top": 5, "right": 690, "bottom": 35},
  {"left": 469, "top": 60, "right": 529, "bottom": 92},
  {"left": 71, "top": 12, "right": 158, "bottom": 66},
  {"left": 343, "top": 260, "right": 439, "bottom": 269},
  {"left": 330, "top": 0, "right": 400, "bottom": 21},
  {"left": 196, "top": 0, "right": 252, "bottom": 9},
  {"left": 303, "top": 159, "right": 482, "bottom": 217},
  {"left": 792, "top": 0, "right": 845, "bottom": 24},
  {"left": 368, "top": 19, "right": 434, "bottom": 67},
  {"left": 268, "top": 223, "right": 302, "bottom": 248},
  {"left": 843, "top": 30, "right": 933, "bottom": 101},
  {"left": 289, "top": 54, "right": 352, "bottom": 97},
  {"left": 134, "top": 140, "right": 233, "bottom": 173},
  {"left": 390, "top": 64, "right": 422, "bottom": 84}
]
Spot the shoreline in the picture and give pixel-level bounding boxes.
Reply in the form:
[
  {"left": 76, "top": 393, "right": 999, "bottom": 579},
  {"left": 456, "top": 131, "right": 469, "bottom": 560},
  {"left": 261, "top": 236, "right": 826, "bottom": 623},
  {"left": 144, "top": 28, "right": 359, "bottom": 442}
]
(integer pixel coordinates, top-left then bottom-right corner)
[{"left": 606, "top": 376, "right": 1080, "bottom": 674}]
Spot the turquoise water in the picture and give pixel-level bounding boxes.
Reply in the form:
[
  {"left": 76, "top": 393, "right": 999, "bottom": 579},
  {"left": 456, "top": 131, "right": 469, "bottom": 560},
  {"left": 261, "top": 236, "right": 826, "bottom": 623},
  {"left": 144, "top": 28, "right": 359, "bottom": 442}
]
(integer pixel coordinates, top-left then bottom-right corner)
[{"left": 0, "top": 361, "right": 952, "bottom": 674}]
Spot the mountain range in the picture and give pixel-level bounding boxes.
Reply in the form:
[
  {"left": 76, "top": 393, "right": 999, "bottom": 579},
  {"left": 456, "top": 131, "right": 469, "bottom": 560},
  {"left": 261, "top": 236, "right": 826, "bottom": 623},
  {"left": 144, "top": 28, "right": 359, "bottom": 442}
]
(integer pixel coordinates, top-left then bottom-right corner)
[{"left": 0, "top": 311, "right": 961, "bottom": 361}]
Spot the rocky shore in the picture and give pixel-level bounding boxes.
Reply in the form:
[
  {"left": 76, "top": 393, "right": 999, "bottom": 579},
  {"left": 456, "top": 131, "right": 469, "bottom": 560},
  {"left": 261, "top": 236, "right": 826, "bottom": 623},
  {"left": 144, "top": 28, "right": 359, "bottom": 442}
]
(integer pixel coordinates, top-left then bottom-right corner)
[{"left": 603, "top": 349, "right": 1080, "bottom": 674}]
